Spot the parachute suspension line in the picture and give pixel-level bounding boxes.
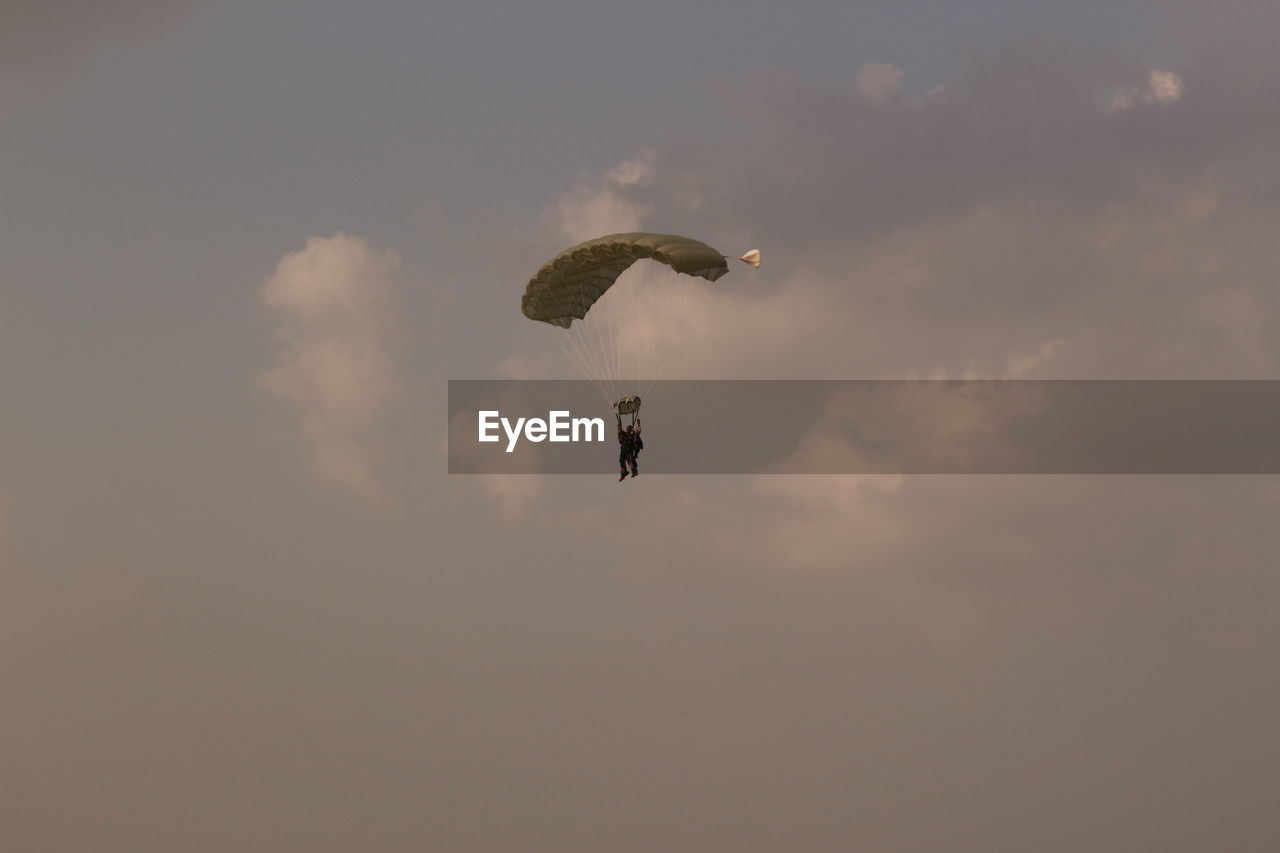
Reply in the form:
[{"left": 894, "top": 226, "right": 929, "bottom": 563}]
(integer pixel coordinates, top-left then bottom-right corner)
[
  {"left": 566, "top": 310, "right": 611, "bottom": 405},
  {"left": 557, "top": 330, "right": 597, "bottom": 401},
  {"left": 582, "top": 283, "right": 616, "bottom": 402},
  {"left": 553, "top": 284, "right": 612, "bottom": 405},
  {"left": 636, "top": 262, "right": 659, "bottom": 394},
  {"left": 634, "top": 261, "right": 665, "bottom": 394},
  {"left": 552, "top": 328, "right": 608, "bottom": 404},
  {"left": 523, "top": 235, "right": 761, "bottom": 411},
  {"left": 614, "top": 274, "right": 624, "bottom": 389},
  {"left": 638, "top": 268, "right": 681, "bottom": 399},
  {"left": 616, "top": 268, "right": 642, "bottom": 398},
  {"left": 600, "top": 259, "right": 684, "bottom": 402},
  {"left": 593, "top": 283, "right": 617, "bottom": 400},
  {"left": 628, "top": 261, "right": 656, "bottom": 398},
  {"left": 616, "top": 265, "right": 633, "bottom": 389},
  {"left": 636, "top": 265, "right": 661, "bottom": 398},
  {"left": 582, "top": 283, "right": 614, "bottom": 401},
  {"left": 569, "top": 290, "right": 606, "bottom": 399},
  {"left": 605, "top": 274, "right": 621, "bottom": 397},
  {"left": 614, "top": 264, "right": 639, "bottom": 398}
]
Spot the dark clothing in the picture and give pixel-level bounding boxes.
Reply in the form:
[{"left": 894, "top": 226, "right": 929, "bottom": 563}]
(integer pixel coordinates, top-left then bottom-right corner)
[{"left": 618, "top": 427, "right": 640, "bottom": 475}]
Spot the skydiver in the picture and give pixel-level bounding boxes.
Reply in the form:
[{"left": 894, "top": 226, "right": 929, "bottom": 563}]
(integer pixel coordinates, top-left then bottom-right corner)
[
  {"left": 617, "top": 416, "right": 634, "bottom": 481},
  {"left": 628, "top": 419, "right": 642, "bottom": 477}
]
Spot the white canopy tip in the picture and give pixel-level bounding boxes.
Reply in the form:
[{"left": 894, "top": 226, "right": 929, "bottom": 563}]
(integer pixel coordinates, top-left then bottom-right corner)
[{"left": 736, "top": 249, "right": 761, "bottom": 268}]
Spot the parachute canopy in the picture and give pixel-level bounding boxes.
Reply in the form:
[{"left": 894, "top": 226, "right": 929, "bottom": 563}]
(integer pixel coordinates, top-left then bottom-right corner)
[{"left": 521, "top": 233, "right": 731, "bottom": 328}]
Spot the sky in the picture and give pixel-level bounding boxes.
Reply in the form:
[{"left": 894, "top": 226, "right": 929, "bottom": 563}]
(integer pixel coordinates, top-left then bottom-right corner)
[{"left": 3, "top": 1, "right": 1280, "bottom": 850}]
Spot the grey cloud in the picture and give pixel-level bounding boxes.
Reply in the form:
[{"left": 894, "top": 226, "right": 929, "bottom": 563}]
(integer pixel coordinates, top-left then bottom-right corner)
[
  {"left": 8, "top": 4, "right": 1280, "bottom": 849},
  {"left": 528, "top": 37, "right": 1280, "bottom": 383},
  {"left": 0, "top": 0, "right": 207, "bottom": 75},
  {"left": 470, "top": 36, "right": 1280, "bottom": 849}
]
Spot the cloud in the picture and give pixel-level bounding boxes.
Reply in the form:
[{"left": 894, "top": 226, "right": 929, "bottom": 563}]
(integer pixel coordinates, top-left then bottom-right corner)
[
  {"left": 259, "top": 234, "right": 404, "bottom": 502},
  {"left": 0, "top": 0, "right": 208, "bottom": 76},
  {"left": 551, "top": 150, "right": 656, "bottom": 242},
  {"left": 468, "top": 34, "right": 1280, "bottom": 596},
  {"left": 477, "top": 475, "right": 544, "bottom": 521},
  {"left": 855, "top": 62, "right": 904, "bottom": 102},
  {"left": 553, "top": 44, "right": 1276, "bottom": 381},
  {"left": 494, "top": 36, "right": 1280, "bottom": 569},
  {"left": 1107, "top": 68, "right": 1185, "bottom": 112},
  {"left": 497, "top": 352, "right": 558, "bottom": 380}
]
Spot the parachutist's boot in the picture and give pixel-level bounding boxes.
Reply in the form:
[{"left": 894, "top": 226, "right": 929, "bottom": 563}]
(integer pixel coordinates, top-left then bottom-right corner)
[{"left": 619, "top": 470, "right": 628, "bottom": 481}]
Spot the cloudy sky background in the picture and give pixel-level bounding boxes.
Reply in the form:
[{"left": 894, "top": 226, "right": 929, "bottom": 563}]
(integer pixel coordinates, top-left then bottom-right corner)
[{"left": 4, "top": 1, "right": 1279, "bottom": 850}]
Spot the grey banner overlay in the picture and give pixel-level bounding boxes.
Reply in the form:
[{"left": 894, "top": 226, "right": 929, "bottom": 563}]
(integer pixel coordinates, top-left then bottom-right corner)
[{"left": 448, "top": 380, "right": 1280, "bottom": 474}]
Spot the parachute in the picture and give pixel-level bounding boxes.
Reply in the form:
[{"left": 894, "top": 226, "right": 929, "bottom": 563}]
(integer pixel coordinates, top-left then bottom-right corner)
[
  {"left": 521, "top": 231, "right": 760, "bottom": 402},
  {"left": 522, "top": 233, "right": 758, "bottom": 327}
]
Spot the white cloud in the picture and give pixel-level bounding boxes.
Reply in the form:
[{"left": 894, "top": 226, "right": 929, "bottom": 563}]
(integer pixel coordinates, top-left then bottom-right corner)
[
  {"left": 855, "top": 62, "right": 904, "bottom": 103},
  {"left": 1107, "top": 68, "right": 1185, "bottom": 112},
  {"left": 606, "top": 150, "right": 657, "bottom": 186},
  {"left": 1147, "top": 69, "right": 1185, "bottom": 103},
  {"left": 259, "top": 233, "right": 403, "bottom": 502},
  {"left": 553, "top": 151, "right": 656, "bottom": 242}
]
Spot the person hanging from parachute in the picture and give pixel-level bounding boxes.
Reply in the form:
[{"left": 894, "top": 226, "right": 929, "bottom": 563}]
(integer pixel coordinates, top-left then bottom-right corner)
[
  {"left": 520, "top": 233, "right": 759, "bottom": 478},
  {"left": 617, "top": 418, "right": 641, "bottom": 481},
  {"left": 613, "top": 396, "right": 643, "bottom": 480}
]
